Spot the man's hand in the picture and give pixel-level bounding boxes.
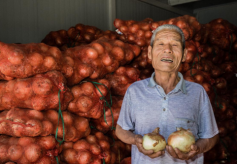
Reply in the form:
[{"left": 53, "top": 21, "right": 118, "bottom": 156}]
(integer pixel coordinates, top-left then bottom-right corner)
[
  {"left": 166, "top": 144, "right": 200, "bottom": 160},
  {"left": 135, "top": 134, "right": 165, "bottom": 159}
]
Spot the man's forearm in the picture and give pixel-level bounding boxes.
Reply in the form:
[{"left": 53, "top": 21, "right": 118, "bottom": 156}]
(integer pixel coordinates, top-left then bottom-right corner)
[
  {"left": 115, "top": 124, "right": 136, "bottom": 145},
  {"left": 196, "top": 134, "right": 219, "bottom": 154}
]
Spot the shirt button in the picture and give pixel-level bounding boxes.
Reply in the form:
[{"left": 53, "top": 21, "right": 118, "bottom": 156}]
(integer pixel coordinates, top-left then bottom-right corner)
[
  {"left": 164, "top": 97, "right": 166, "bottom": 100},
  {"left": 163, "top": 108, "right": 166, "bottom": 111}
]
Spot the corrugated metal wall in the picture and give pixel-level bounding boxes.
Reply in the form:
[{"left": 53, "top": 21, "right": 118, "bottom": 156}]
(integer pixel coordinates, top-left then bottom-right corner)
[
  {"left": 0, "top": 0, "right": 182, "bottom": 44},
  {"left": 194, "top": 2, "right": 237, "bottom": 26},
  {"left": 0, "top": 0, "right": 38, "bottom": 43},
  {"left": 116, "top": 0, "right": 180, "bottom": 21},
  {"left": 0, "top": 0, "right": 110, "bottom": 43},
  {"left": 150, "top": 4, "right": 180, "bottom": 21}
]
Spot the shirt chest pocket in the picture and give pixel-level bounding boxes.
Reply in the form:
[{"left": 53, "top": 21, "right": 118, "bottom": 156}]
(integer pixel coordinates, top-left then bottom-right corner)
[{"left": 174, "top": 118, "right": 195, "bottom": 130}]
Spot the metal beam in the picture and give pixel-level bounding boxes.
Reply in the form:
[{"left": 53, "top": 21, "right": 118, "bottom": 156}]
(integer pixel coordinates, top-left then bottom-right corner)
[
  {"left": 108, "top": 0, "right": 116, "bottom": 31},
  {"left": 139, "top": 0, "right": 194, "bottom": 16},
  {"left": 168, "top": 0, "right": 200, "bottom": 6}
]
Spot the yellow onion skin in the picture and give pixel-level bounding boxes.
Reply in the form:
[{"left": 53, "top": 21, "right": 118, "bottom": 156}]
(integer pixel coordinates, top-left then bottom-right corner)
[
  {"left": 167, "top": 127, "right": 195, "bottom": 153},
  {"left": 142, "top": 127, "right": 166, "bottom": 152}
]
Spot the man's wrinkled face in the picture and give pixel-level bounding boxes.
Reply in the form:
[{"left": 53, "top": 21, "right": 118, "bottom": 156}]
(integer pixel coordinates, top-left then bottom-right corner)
[{"left": 148, "top": 29, "right": 187, "bottom": 73}]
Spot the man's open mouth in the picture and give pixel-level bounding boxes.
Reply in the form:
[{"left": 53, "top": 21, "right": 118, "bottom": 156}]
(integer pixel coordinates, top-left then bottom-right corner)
[{"left": 161, "top": 58, "right": 173, "bottom": 63}]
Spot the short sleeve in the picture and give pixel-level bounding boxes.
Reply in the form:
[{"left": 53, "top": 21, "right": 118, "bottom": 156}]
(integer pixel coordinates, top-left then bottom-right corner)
[
  {"left": 198, "top": 88, "right": 219, "bottom": 138},
  {"left": 117, "top": 88, "right": 135, "bottom": 131}
]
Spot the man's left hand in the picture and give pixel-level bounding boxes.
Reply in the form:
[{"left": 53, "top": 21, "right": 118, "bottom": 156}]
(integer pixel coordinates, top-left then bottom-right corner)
[{"left": 166, "top": 144, "right": 200, "bottom": 160}]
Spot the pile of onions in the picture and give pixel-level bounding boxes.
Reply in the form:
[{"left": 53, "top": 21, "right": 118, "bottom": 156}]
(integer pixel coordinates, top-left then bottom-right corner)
[
  {"left": 42, "top": 23, "right": 102, "bottom": 50},
  {"left": 95, "top": 30, "right": 120, "bottom": 40},
  {"left": 167, "top": 127, "right": 195, "bottom": 153},
  {"left": 91, "top": 96, "right": 123, "bottom": 133},
  {"left": 142, "top": 127, "right": 166, "bottom": 152},
  {"left": 0, "top": 108, "right": 91, "bottom": 141},
  {"left": 114, "top": 18, "right": 153, "bottom": 47},
  {"left": 110, "top": 140, "right": 131, "bottom": 164},
  {"left": 68, "top": 79, "right": 110, "bottom": 119},
  {"left": 194, "top": 23, "right": 211, "bottom": 44},
  {"left": 130, "top": 47, "right": 154, "bottom": 79},
  {"left": 0, "top": 42, "right": 64, "bottom": 80},
  {"left": 0, "top": 71, "right": 73, "bottom": 111},
  {"left": 41, "top": 29, "right": 69, "bottom": 47},
  {"left": 150, "top": 15, "right": 201, "bottom": 41},
  {"left": 131, "top": 47, "right": 151, "bottom": 69},
  {"left": 62, "top": 37, "right": 140, "bottom": 86},
  {"left": 208, "top": 18, "right": 237, "bottom": 51},
  {"left": 105, "top": 66, "right": 140, "bottom": 96},
  {"left": 0, "top": 135, "right": 61, "bottom": 163},
  {"left": 60, "top": 131, "right": 115, "bottom": 164},
  {"left": 119, "top": 157, "right": 131, "bottom": 164}
]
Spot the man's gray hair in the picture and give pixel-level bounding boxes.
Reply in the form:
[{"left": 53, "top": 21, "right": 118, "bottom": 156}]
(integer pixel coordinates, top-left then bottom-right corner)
[{"left": 150, "top": 24, "right": 185, "bottom": 49}]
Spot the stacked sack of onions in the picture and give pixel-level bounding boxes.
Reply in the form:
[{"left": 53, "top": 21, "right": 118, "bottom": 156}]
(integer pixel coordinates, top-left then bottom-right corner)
[
  {"left": 0, "top": 39, "right": 138, "bottom": 163},
  {"left": 42, "top": 24, "right": 102, "bottom": 50},
  {"left": 150, "top": 15, "right": 201, "bottom": 41},
  {"left": 191, "top": 18, "right": 237, "bottom": 164},
  {"left": 42, "top": 23, "right": 121, "bottom": 51},
  {"left": 114, "top": 18, "right": 154, "bottom": 48},
  {"left": 61, "top": 37, "right": 141, "bottom": 86},
  {"left": 0, "top": 43, "right": 76, "bottom": 163}
]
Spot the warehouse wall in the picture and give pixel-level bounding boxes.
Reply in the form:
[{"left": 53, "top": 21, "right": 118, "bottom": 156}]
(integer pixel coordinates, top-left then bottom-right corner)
[
  {"left": 0, "top": 0, "right": 110, "bottom": 44},
  {"left": 194, "top": 1, "right": 237, "bottom": 26},
  {"left": 116, "top": 0, "right": 180, "bottom": 22},
  {"left": 0, "top": 0, "right": 181, "bottom": 44}
]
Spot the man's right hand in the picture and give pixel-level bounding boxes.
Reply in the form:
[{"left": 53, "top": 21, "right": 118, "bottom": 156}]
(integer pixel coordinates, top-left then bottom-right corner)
[{"left": 134, "top": 134, "right": 165, "bottom": 159}]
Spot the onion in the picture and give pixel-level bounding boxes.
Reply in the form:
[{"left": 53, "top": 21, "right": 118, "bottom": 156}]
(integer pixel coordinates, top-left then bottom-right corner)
[
  {"left": 142, "top": 127, "right": 166, "bottom": 152},
  {"left": 167, "top": 127, "right": 195, "bottom": 153}
]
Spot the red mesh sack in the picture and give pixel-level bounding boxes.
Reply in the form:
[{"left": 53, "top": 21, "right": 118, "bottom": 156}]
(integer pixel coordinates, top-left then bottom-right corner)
[
  {"left": 110, "top": 140, "right": 131, "bottom": 164},
  {"left": 105, "top": 66, "right": 140, "bottom": 96},
  {"left": 130, "top": 47, "right": 154, "bottom": 79},
  {"left": 194, "top": 24, "right": 211, "bottom": 44},
  {"left": 91, "top": 96, "right": 123, "bottom": 133},
  {"left": 61, "top": 37, "right": 140, "bottom": 86},
  {"left": 68, "top": 79, "right": 111, "bottom": 119},
  {"left": 0, "top": 108, "right": 90, "bottom": 141},
  {"left": 150, "top": 15, "right": 201, "bottom": 41},
  {"left": 41, "top": 30, "right": 69, "bottom": 48},
  {"left": 42, "top": 24, "right": 102, "bottom": 50},
  {"left": 0, "top": 135, "right": 61, "bottom": 164},
  {"left": 114, "top": 18, "right": 153, "bottom": 47},
  {"left": 119, "top": 157, "right": 131, "bottom": 164},
  {"left": 208, "top": 18, "right": 237, "bottom": 50},
  {"left": 0, "top": 71, "right": 73, "bottom": 111},
  {"left": 137, "top": 66, "right": 154, "bottom": 80},
  {"left": 61, "top": 30, "right": 120, "bottom": 51},
  {"left": 95, "top": 30, "right": 120, "bottom": 40},
  {"left": 67, "top": 24, "right": 102, "bottom": 43},
  {"left": 130, "top": 47, "right": 151, "bottom": 69},
  {"left": 61, "top": 54, "right": 93, "bottom": 86},
  {"left": 60, "top": 131, "right": 115, "bottom": 164},
  {"left": 184, "top": 40, "right": 198, "bottom": 63},
  {"left": 0, "top": 42, "right": 63, "bottom": 80}
]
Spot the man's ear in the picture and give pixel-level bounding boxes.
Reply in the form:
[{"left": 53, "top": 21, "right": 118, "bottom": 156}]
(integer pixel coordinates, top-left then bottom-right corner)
[
  {"left": 148, "top": 45, "right": 152, "bottom": 60},
  {"left": 182, "top": 48, "right": 188, "bottom": 62}
]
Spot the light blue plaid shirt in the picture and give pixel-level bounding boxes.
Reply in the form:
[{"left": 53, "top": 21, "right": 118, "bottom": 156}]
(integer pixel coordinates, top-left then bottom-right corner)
[{"left": 117, "top": 72, "right": 219, "bottom": 164}]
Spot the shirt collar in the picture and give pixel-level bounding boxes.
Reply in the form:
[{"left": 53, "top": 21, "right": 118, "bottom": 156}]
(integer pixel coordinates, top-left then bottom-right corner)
[{"left": 148, "top": 72, "right": 187, "bottom": 94}]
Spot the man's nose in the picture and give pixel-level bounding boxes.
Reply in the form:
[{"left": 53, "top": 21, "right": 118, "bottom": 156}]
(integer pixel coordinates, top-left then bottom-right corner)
[{"left": 163, "top": 44, "right": 172, "bottom": 53}]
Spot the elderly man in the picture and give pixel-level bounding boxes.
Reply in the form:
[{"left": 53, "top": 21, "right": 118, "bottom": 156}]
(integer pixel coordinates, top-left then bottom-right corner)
[{"left": 115, "top": 24, "right": 219, "bottom": 164}]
